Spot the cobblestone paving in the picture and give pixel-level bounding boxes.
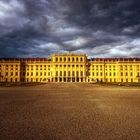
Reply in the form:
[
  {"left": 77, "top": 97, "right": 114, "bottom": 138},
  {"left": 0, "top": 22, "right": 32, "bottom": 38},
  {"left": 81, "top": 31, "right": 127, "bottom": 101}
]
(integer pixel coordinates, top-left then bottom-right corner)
[{"left": 0, "top": 84, "right": 140, "bottom": 140}]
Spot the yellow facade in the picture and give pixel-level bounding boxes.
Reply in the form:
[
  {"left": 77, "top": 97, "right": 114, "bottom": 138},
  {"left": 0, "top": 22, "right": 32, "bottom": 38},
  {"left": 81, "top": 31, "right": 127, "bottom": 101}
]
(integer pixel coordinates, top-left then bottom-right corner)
[
  {"left": 0, "top": 54, "right": 140, "bottom": 83},
  {"left": 51, "top": 54, "right": 88, "bottom": 82},
  {"left": 0, "top": 59, "right": 21, "bottom": 82},
  {"left": 89, "top": 58, "right": 140, "bottom": 83}
]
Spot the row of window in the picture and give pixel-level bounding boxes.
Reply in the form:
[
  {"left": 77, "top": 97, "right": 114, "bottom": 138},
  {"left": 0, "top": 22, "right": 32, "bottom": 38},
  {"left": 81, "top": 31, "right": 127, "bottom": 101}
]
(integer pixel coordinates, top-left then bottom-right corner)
[
  {"left": 54, "top": 77, "right": 84, "bottom": 82},
  {"left": 106, "top": 79, "right": 134, "bottom": 82},
  {"left": 55, "top": 71, "right": 84, "bottom": 77},
  {"left": 1, "top": 65, "right": 19, "bottom": 68},
  {"left": 3, "top": 72, "right": 139, "bottom": 77},
  {"left": 3, "top": 78, "right": 136, "bottom": 83},
  {"left": 24, "top": 65, "right": 50, "bottom": 68},
  {"left": 22, "top": 72, "right": 50, "bottom": 76},
  {"left": 91, "top": 72, "right": 139, "bottom": 76},
  {"left": 91, "top": 68, "right": 139, "bottom": 71},
  {"left": 5, "top": 78, "right": 19, "bottom": 82},
  {"left": 55, "top": 65, "right": 84, "bottom": 67},
  {"left": 0, "top": 65, "right": 50, "bottom": 68},
  {"left": 22, "top": 68, "right": 50, "bottom": 71},
  {"left": 91, "top": 65, "right": 140, "bottom": 68},
  {"left": 5, "top": 68, "right": 19, "bottom": 70},
  {"left": 92, "top": 78, "right": 136, "bottom": 82},
  {"left": 55, "top": 57, "right": 84, "bottom": 62},
  {"left": 5, "top": 72, "right": 18, "bottom": 76}
]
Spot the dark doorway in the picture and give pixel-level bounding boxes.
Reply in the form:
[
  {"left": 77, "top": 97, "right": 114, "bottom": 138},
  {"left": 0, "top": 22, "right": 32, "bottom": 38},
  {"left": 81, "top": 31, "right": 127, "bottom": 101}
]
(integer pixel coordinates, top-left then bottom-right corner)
[
  {"left": 77, "top": 78, "right": 79, "bottom": 82},
  {"left": 67, "top": 77, "right": 71, "bottom": 82},
  {"left": 72, "top": 78, "right": 75, "bottom": 82},
  {"left": 64, "top": 78, "right": 66, "bottom": 82}
]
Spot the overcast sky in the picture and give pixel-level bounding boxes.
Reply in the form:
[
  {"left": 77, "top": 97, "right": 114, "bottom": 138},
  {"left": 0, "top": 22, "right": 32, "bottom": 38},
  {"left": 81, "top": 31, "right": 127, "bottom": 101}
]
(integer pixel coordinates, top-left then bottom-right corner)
[{"left": 0, "top": 0, "right": 140, "bottom": 58}]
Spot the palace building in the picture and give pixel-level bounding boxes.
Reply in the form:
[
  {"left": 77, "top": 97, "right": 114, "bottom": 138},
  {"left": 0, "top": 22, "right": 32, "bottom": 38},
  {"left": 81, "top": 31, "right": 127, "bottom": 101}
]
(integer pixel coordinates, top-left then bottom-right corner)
[{"left": 0, "top": 53, "right": 140, "bottom": 83}]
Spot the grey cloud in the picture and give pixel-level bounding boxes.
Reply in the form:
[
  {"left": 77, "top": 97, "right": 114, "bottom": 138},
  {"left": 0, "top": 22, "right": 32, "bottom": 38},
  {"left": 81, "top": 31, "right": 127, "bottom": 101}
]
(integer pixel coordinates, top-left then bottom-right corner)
[{"left": 0, "top": 0, "right": 140, "bottom": 57}]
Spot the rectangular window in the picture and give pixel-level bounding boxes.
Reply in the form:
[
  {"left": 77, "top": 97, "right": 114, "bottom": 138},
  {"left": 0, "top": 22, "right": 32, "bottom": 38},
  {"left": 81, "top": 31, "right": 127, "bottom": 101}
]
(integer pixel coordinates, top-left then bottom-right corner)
[
  {"left": 56, "top": 71, "right": 58, "bottom": 76},
  {"left": 76, "top": 71, "right": 79, "bottom": 76},
  {"left": 72, "top": 71, "right": 75, "bottom": 76},
  {"left": 31, "top": 66, "right": 33, "bottom": 70},
  {"left": 68, "top": 71, "right": 70, "bottom": 77},
  {"left": 23, "top": 66, "right": 26, "bottom": 71},
  {"left": 64, "top": 71, "right": 66, "bottom": 76},
  {"left": 60, "top": 71, "right": 62, "bottom": 76},
  {"left": 81, "top": 71, "right": 83, "bottom": 76},
  {"left": 15, "top": 78, "right": 18, "bottom": 82}
]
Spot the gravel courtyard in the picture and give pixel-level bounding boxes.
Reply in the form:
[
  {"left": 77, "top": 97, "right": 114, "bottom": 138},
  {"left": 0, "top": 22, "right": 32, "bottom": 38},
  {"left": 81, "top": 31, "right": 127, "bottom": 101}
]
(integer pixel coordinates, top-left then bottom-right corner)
[{"left": 0, "top": 83, "right": 140, "bottom": 140}]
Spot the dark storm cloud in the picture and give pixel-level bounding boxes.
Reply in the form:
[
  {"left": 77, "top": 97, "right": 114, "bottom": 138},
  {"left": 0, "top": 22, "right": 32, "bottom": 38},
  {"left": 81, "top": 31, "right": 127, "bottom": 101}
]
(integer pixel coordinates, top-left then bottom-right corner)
[{"left": 0, "top": 0, "right": 140, "bottom": 57}]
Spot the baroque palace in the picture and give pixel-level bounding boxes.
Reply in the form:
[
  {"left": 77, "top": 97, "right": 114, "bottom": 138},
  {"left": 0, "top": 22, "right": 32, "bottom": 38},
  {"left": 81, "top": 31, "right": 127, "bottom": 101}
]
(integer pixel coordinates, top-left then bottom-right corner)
[{"left": 0, "top": 53, "right": 140, "bottom": 83}]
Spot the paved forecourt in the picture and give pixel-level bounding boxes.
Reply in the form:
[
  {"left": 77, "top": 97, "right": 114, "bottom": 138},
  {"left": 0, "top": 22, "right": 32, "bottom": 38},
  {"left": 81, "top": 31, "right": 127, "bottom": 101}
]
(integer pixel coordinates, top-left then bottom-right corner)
[{"left": 0, "top": 83, "right": 140, "bottom": 140}]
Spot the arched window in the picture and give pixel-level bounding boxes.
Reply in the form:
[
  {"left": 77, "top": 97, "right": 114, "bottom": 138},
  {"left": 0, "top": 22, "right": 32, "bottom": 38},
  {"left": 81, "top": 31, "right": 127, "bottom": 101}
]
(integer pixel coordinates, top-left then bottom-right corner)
[{"left": 56, "top": 57, "right": 58, "bottom": 62}]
